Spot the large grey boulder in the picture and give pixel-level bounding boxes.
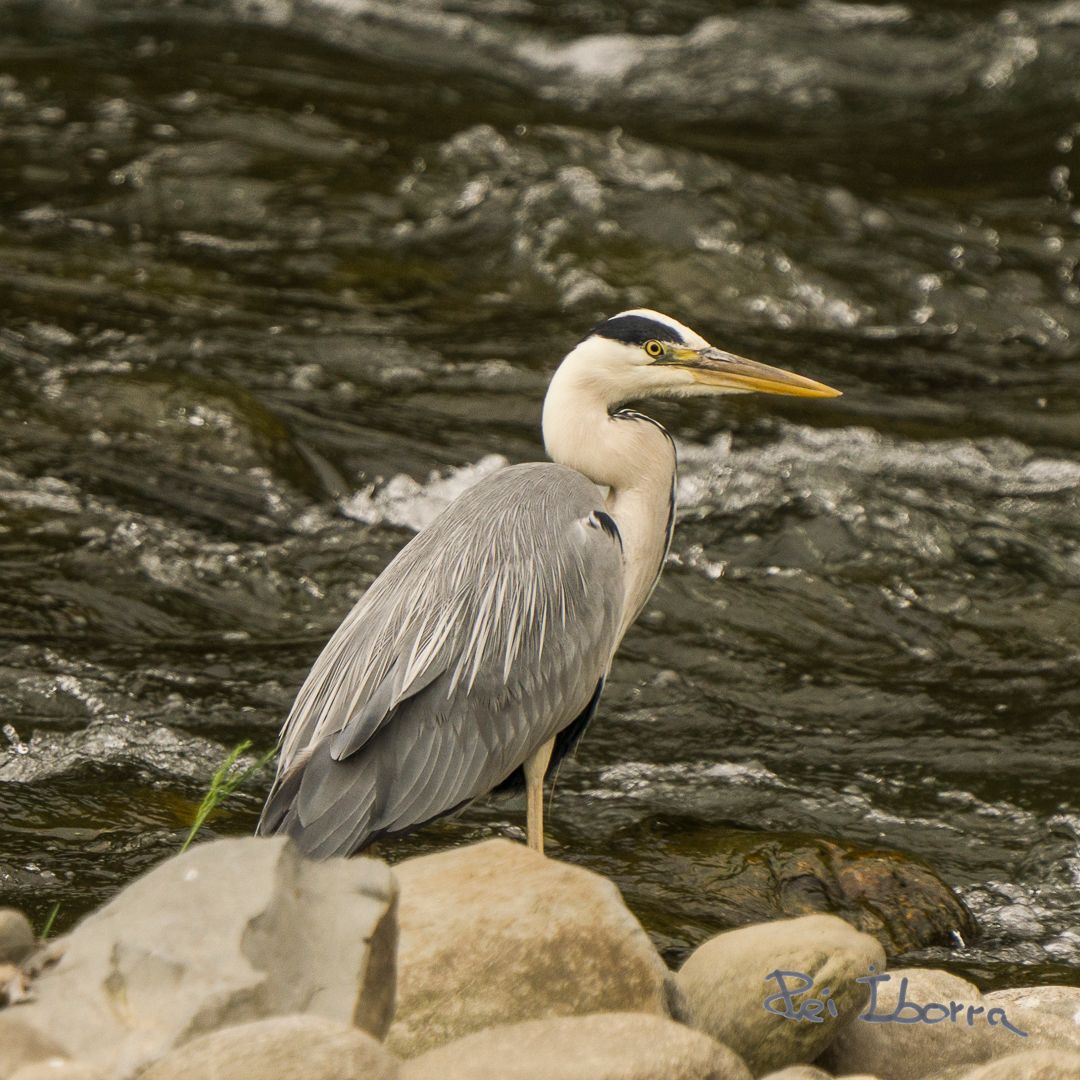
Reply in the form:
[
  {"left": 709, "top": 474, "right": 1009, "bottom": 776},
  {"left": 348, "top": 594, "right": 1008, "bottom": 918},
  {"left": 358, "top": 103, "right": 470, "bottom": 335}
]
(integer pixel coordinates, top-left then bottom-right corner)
[
  {"left": 947, "top": 1049, "right": 1080, "bottom": 1079},
  {"left": 402, "top": 1012, "right": 752, "bottom": 1080},
  {"left": 5, "top": 837, "right": 396, "bottom": 1079},
  {"left": 137, "top": 1014, "right": 401, "bottom": 1080},
  {"left": 0, "top": 909, "right": 35, "bottom": 965},
  {"left": 676, "top": 913, "right": 884, "bottom": 1076},
  {"left": 386, "top": 840, "right": 673, "bottom": 1058},
  {"left": 0, "top": 1016, "right": 67, "bottom": 1079},
  {"left": 821, "top": 968, "right": 1004, "bottom": 1079},
  {"left": 982, "top": 987, "right": 1080, "bottom": 1057}
]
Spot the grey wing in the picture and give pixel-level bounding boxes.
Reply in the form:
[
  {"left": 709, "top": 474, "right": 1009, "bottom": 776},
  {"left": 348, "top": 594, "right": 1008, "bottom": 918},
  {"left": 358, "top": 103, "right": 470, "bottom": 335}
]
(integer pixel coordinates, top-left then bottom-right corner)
[{"left": 257, "top": 462, "right": 625, "bottom": 858}]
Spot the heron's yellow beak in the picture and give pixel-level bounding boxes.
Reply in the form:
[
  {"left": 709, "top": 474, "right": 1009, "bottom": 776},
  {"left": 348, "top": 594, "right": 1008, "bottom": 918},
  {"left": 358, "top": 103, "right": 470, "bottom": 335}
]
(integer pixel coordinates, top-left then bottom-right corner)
[{"left": 662, "top": 345, "right": 841, "bottom": 398}]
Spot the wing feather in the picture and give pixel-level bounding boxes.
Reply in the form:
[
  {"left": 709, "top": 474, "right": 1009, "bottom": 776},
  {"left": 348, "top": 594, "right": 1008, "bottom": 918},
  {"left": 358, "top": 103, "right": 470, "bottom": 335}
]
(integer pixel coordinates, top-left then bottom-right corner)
[{"left": 257, "top": 462, "right": 625, "bottom": 856}]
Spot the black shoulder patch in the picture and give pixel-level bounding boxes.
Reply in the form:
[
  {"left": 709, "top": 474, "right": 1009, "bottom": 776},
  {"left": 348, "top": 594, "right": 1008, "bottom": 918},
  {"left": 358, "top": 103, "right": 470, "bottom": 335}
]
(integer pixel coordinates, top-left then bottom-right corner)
[
  {"left": 589, "top": 314, "right": 684, "bottom": 347},
  {"left": 587, "top": 510, "right": 622, "bottom": 549}
]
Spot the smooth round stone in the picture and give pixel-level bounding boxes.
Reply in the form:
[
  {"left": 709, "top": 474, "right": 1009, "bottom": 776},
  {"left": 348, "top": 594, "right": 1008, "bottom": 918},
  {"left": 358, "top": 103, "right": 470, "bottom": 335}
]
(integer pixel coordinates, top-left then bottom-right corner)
[
  {"left": 402, "top": 1012, "right": 751, "bottom": 1080},
  {"left": 0, "top": 1016, "right": 68, "bottom": 1078},
  {"left": 948, "top": 1049, "right": 1080, "bottom": 1079},
  {"left": 758, "top": 1066, "right": 835, "bottom": 1080},
  {"left": 821, "top": 968, "right": 997, "bottom": 1080},
  {"left": 0, "top": 909, "right": 36, "bottom": 965},
  {"left": 981, "top": 986, "right": 1080, "bottom": 1057},
  {"left": 676, "top": 913, "right": 885, "bottom": 1076},
  {"left": 138, "top": 1015, "right": 401, "bottom": 1080},
  {"left": 388, "top": 840, "right": 673, "bottom": 1058},
  {"left": 9, "top": 1061, "right": 113, "bottom": 1080}
]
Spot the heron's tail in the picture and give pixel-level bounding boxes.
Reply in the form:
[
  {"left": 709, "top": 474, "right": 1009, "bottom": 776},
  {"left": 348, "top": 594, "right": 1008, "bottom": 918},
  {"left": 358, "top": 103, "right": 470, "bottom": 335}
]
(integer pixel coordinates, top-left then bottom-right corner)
[{"left": 255, "top": 760, "right": 305, "bottom": 838}]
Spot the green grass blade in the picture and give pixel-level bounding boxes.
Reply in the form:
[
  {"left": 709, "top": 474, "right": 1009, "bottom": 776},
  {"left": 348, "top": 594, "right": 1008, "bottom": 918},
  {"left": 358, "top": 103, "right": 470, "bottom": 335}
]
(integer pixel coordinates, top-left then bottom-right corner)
[
  {"left": 40, "top": 900, "right": 61, "bottom": 941},
  {"left": 181, "top": 740, "right": 277, "bottom": 853}
]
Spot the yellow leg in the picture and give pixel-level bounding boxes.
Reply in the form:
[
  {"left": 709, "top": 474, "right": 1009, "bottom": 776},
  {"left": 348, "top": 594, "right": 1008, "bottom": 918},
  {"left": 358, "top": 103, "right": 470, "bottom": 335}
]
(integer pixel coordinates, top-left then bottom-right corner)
[{"left": 523, "top": 737, "right": 554, "bottom": 855}]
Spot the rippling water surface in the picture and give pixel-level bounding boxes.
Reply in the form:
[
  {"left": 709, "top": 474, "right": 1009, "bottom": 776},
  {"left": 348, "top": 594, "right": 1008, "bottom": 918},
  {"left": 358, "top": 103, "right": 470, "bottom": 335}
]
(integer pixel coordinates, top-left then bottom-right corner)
[{"left": 1, "top": 0, "right": 1077, "bottom": 986}]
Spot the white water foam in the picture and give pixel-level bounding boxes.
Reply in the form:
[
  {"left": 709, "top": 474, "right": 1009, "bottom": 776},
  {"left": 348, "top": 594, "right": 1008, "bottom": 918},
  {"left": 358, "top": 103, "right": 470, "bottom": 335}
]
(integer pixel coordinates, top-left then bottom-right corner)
[{"left": 339, "top": 453, "right": 509, "bottom": 532}]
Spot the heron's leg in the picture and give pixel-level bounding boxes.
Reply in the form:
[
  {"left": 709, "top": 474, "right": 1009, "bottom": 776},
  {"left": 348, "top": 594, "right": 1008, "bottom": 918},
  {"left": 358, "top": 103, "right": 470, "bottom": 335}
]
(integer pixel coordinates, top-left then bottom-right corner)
[{"left": 523, "top": 737, "right": 555, "bottom": 855}]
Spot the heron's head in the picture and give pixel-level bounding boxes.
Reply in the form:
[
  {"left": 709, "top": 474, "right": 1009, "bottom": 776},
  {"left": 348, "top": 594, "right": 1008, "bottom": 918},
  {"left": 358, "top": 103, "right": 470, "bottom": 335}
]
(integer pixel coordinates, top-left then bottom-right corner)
[{"left": 564, "top": 309, "right": 841, "bottom": 404}]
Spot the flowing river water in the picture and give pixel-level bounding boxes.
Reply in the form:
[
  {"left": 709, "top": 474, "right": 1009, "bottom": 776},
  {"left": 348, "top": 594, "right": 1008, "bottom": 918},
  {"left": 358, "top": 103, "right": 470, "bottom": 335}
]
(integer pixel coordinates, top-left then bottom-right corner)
[{"left": 0, "top": 0, "right": 1077, "bottom": 987}]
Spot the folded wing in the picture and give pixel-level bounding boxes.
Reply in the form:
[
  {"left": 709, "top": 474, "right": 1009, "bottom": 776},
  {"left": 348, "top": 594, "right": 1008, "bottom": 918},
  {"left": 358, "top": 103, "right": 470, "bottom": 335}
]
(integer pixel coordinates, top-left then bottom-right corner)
[{"left": 257, "top": 462, "right": 625, "bottom": 857}]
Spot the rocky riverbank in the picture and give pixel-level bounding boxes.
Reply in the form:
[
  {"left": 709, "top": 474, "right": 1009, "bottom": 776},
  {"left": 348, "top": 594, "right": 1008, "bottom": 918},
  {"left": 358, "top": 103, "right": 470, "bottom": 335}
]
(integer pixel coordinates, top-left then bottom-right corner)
[{"left": 0, "top": 837, "right": 1077, "bottom": 1079}]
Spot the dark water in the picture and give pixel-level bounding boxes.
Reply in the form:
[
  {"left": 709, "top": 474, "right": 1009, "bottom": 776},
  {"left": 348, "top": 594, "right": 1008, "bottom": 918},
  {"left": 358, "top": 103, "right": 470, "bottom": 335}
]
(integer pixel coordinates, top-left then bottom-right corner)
[{"left": 0, "top": 0, "right": 1077, "bottom": 987}]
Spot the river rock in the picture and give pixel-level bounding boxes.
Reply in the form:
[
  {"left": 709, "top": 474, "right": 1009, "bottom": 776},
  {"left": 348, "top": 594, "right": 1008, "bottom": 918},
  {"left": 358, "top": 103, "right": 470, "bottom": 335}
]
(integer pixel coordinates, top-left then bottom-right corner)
[
  {"left": 402, "top": 1012, "right": 752, "bottom": 1080},
  {"left": 137, "top": 1014, "right": 400, "bottom": 1080},
  {"left": 5, "top": 837, "right": 396, "bottom": 1078},
  {"left": 761, "top": 1071, "right": 882, "bottom": 1080},
  {"left": 758, "top": 1067, "right": 834, "bottom": 1079},
  {"left": 820, "top": 968, "right": 1000, "bottom": 1079},
  {"left": 386, "top": 839, "right": 673, "bottom": 1058},
  {"left": 982, "top": 987, "right": 1080, "bottom": 1056},
  {"left": 0, "top": 1016, "right": 67, "bottom": 1079},
  {"left": 947, "top": 1049, "right": 1080, "bottom": 1079},
  {"left": 626, "top": 818, "right": 976, "bottom": 955},
  {"left": 676, "top": 913, "right": 884, "bottom": 1076},
  {"left": 984, "top": 985, "right": 1080, "bottom": 1026},
  {"left": 1, "top": 963, "right": 31, "bottom": 1007},
  {"left": 9, "top": 1063, "right": 112, "bottom": 1080},
  {"left": 0, "top": 909, "right": 35, "bottom": 964}
]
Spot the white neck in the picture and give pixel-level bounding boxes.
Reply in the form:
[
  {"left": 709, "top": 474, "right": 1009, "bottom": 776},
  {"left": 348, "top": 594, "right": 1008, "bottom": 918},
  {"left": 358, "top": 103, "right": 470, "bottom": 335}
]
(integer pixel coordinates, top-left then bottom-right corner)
[{"left": 542, "top": 347, "right": 676, "bottom": 643}]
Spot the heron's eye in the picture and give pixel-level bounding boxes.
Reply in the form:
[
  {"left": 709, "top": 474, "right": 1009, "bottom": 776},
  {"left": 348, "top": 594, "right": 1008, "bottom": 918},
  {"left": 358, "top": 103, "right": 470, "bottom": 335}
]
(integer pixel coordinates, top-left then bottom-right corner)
[{"left": 644, "top": 340, "right": 664, "bottom": 359}]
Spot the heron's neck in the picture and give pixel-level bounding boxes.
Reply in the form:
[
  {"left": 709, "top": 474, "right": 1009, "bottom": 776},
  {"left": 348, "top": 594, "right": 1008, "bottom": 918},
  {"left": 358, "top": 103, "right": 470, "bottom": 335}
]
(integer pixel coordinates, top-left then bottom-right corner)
[{"left": 542, "top": 364, "right": 676, "bottom": 640}]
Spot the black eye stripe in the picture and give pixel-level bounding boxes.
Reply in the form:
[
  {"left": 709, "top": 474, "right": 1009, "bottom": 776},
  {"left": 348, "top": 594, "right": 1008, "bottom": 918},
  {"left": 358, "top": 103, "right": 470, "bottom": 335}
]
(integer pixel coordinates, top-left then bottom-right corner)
[{"left": 587, "top": 314, "right": 684, "bottom": 347}]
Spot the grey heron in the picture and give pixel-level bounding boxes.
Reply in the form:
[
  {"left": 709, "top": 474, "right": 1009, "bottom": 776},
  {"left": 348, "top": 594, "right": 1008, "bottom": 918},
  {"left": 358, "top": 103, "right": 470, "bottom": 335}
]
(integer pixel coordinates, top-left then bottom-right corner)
[{"left": 257, "top": 310, "right": 840, "bottom": 857}]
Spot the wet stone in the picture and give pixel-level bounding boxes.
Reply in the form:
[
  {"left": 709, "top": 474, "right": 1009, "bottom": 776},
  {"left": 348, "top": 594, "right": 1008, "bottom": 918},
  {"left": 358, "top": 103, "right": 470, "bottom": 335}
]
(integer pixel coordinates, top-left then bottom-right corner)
[{"left": 625, "top": 819, "right": 977, "bottom": 956}]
